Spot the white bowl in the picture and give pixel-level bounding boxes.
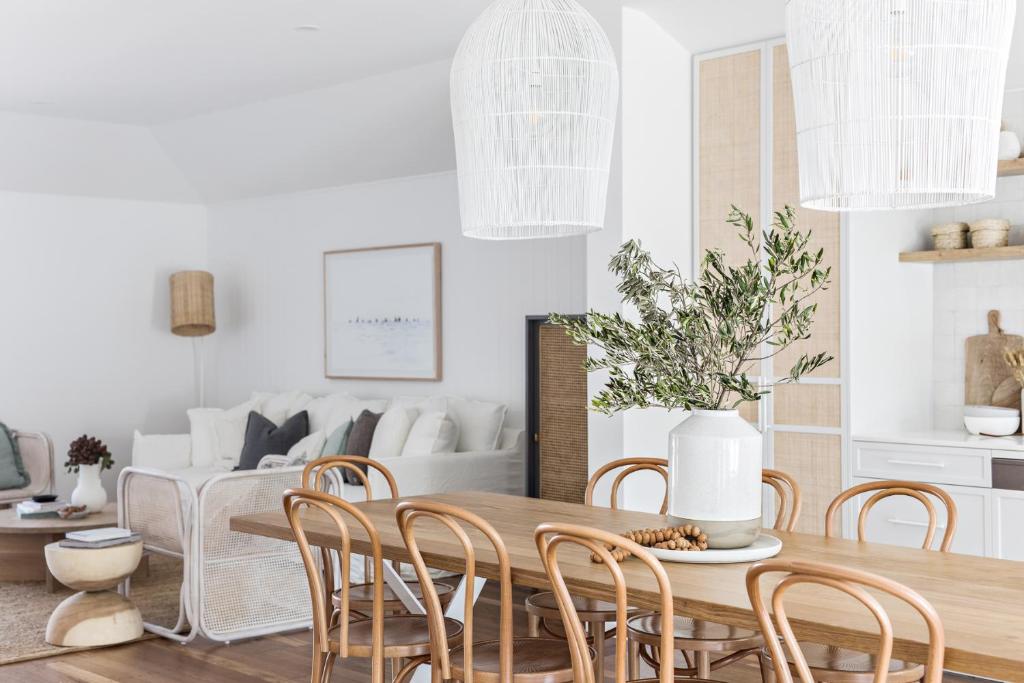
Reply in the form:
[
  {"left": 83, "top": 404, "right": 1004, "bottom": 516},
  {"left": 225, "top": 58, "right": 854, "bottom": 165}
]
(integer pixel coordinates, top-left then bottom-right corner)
[
  {"left": 964, "top": 405, "right": 1021, "bottom": 418},
  {"left": 964, "top": 415, "right": 1020, "bottom": 436}
]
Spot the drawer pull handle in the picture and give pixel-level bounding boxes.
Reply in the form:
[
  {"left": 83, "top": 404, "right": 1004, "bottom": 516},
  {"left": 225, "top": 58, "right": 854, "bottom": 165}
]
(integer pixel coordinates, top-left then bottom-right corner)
[
  {"left": 887, "top": 518, "right": 947, "bottom": 530},
  {"left": 886, "top": 458, "right": 946, "bottom": 469}
]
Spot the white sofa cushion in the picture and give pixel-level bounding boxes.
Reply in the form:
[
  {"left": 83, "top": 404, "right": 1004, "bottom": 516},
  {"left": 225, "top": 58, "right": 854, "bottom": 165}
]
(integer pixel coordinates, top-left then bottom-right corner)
[
  {"left": 132, "top": 431, "right": 192, "bottom": 471},
  {"left": 401, "top": 411, "right": 459, "bottom": 456},
  {"left": 188, "top": 399, "right": 258, "bottom": 469},
  {"left": 304, "top": 393, "right": 354, "bottom": 433},
  {"left": 253, "top": 391, "right": 313, "bottom": 426},
  {"left": 393, "top": 395, "right": 449, "bottom": 413},
  {"left": 285, "top": 431, "right": 327, "bottom": 466},
  {"left": 445, "top": 397, "right": 508, "bottom": 452},
  {"left": 368, "top": 406, "right": 418, "bottom": 459}
]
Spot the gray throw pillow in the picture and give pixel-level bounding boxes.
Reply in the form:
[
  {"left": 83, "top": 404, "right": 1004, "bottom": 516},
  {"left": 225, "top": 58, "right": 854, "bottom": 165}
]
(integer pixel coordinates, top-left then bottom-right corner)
[
  {"left": 236, "top": 411, "right": 309, "bottom": 471},
  {"left": 320, "top": 420, "right": 353, "bottom": 457},
  {"left": 343, "top": 409, "right": 382, "bottom": 485},
  {"left": 0, "top": 423, "right": 29, "bottom": 490}
]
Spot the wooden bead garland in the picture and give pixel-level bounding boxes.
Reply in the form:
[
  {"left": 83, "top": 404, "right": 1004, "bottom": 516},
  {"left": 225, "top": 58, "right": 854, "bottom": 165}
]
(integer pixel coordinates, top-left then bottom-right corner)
[{"left": 590, "top": 525, "right": 709, "bottom": 563}]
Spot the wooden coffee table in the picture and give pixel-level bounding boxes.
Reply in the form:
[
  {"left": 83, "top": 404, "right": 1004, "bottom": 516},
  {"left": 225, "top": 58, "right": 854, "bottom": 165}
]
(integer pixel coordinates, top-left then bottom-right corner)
[{"left": 0, "top": 503, "right": 145, "bottom": 592}]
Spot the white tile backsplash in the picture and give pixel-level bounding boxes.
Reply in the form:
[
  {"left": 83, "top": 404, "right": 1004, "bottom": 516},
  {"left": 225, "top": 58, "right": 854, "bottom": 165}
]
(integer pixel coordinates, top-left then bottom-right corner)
[{"left": 932, "top": 91, "right": 1024, "bottom": 428}]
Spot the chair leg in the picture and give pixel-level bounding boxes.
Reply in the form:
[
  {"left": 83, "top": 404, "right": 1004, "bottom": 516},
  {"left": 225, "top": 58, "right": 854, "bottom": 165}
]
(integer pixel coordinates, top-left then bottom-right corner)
[
  {"left": 528, "top": 612, "right": 541, "bottom": 638},
  {"left": 696, "top": 651, "right": 711, "bottom": 680},
  {"left": 311, "top": 651, "right": 325, "bottom": 683},
  {"left": 590, "top": 620, "right": 606, "bottom": 682},
  {"left": 628, "top": 636, "right": 640, "bottom": 679},
  {"left": 758, "top": 651, "right": 774, "bottom": 683},
  {"left": 321, "top": 652, "right": 336, "bottom": 683}
]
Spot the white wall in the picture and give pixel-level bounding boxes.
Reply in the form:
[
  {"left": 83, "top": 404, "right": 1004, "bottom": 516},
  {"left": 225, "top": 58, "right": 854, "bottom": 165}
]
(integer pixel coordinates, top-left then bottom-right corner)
[
  {"left": 0, "top": 191, "right": 207, "bottom": 495},
  {"left": 205, "top": 171, "right": 586, "bottom": 429},
  {"left": 931, "top": 89, "right": 1024, "bottom": 429},
  {"left": 618, "top": 6, "right": 692, "bottom": 510},
  {"left": 847, "top": 210, "right": 935, "bottom": 435}
]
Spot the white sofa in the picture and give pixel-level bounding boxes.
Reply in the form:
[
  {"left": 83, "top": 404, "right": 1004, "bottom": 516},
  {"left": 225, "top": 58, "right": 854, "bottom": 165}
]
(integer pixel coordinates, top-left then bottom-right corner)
[{"left": 118, "top": 391, "right": 524, "bottom": 643}]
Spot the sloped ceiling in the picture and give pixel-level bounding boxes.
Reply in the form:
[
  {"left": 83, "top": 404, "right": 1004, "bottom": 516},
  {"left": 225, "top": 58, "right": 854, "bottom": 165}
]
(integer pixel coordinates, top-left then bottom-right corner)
[{"left": 0, "top": 0, "right": 1019, "bottom": 204}]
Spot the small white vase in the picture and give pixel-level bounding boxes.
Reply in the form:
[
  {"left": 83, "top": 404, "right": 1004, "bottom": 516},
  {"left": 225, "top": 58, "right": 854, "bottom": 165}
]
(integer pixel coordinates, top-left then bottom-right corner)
[
  {"left": 667, "top": 409, "right": 763, "bottom": 549},
  {"left": 70, "top": 463, "right": 108, "bottom": 513}
]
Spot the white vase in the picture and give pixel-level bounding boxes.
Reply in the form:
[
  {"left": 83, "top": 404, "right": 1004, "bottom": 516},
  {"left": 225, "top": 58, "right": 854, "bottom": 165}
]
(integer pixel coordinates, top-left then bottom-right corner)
[
  {"left": 667, "top": 409, "right": 763, "bottom": 549},
  {"left": 70, "top": 463, "right": 108, "bottom": 513}
]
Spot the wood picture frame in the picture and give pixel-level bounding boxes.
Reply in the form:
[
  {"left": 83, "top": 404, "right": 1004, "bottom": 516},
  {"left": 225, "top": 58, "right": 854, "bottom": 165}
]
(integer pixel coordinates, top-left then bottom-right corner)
[{"left": 323, "top": 242, "right": 442, "bottom": 381}]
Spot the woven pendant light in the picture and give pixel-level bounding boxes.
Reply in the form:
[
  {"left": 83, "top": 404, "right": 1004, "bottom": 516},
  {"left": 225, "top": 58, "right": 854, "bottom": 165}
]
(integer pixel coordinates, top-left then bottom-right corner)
[
  {"left": 450, "top": 0, "right": 619, "bottom": 240},
  {"left": 170, "top": 271, "right": 215, "bottom": 337},
  {"left": 786, "top": 0, "right": 1016, "bottom": 211}
]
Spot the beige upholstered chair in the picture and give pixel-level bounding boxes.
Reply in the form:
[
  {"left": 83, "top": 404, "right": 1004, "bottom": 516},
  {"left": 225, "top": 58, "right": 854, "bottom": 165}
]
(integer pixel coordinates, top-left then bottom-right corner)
[{"left": 0, "top": 430, "right": 53, "bottom": 506}]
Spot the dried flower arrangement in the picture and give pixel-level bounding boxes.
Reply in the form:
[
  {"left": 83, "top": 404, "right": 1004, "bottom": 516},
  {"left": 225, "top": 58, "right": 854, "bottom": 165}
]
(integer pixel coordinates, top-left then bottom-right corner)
[{"left": 65, "top": 434, "right": 114, "bottom": 474}]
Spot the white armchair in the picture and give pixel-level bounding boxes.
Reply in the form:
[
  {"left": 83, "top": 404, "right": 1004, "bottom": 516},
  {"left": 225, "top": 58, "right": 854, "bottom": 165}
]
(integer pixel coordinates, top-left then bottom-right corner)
[{"left": 118, "top": 425, "right": 524, "bottom": 643}]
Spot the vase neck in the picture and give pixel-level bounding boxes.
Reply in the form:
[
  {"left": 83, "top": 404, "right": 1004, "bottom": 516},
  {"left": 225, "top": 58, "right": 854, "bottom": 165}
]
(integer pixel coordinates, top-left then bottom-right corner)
[
  {"left": 692, "top": 409, "right": 739, "bottom": 417},
  {"left": 78, "top": 464, "right": 101, "bottom": 479}
]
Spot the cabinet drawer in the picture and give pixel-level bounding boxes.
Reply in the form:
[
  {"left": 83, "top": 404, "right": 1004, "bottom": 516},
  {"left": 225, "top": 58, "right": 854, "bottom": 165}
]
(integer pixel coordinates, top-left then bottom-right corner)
[
  {"left": 851, "top": 477, "right": 988, "bottom": 556},
  {"left": 853, "top": 442, "right": 990, "bottom": 487}
]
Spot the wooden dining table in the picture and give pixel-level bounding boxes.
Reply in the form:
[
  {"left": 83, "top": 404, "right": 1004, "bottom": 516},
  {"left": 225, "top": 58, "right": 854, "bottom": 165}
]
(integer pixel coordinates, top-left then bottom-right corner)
[{"left": 230, "top": 491, "right": 1024, "bottom": 682}]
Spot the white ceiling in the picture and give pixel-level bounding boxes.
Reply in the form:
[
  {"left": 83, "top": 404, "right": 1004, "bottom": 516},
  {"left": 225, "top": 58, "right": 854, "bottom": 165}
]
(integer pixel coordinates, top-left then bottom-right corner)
[{"left": 0, "top": 0, "right": 492, "bottom": 124}]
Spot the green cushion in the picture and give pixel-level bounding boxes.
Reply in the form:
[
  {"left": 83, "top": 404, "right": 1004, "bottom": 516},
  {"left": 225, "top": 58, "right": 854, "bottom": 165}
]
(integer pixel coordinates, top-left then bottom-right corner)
[
  {"left": 321, "top": 420, "right": 353, "bottom": 456},
  {"left": 0, "top": 423, "right": 30, "bottom": 490}
]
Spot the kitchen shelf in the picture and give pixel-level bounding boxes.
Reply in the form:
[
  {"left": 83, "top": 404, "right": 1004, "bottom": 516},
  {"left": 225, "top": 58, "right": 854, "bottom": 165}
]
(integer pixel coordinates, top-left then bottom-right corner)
[
  {"left": 999, "top": 158, "right": 1024, "bottom": 177},
  {"left": 899, "top": 245, "right": 1024, "bottom": 263}
]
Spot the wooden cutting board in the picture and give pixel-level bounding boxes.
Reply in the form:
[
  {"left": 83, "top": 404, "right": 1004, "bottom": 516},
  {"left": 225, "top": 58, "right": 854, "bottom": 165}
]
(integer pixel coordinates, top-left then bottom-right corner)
[{"left": 965, "top": 310, "right": 1023, "bottom": 410}]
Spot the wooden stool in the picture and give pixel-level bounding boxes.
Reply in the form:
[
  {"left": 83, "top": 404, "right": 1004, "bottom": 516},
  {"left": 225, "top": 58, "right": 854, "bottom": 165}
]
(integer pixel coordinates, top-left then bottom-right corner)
[
  {"left": 44, "top": 539, "right": 144, "bottom": 647},
  {"left": 747, "top": 558, "right": 945, "bottom": 683},
  {"left": 535, "top": 522, "right": 724, "bottom": 683},
  {"left": 398, "top": 499, "right": 585, "bottom": 682},
  {"left": 754, "top": 481, "right": 957, "bottom": 682},
  {"left": 284, "top": 488, "right": 464, "bottom": 683}
]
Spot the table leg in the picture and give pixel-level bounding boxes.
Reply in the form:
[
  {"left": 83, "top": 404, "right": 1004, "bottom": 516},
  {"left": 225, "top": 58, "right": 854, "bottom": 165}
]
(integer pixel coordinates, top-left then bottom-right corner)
[{"left": 591, "top": 620, "right": 606, "bottom": 682}]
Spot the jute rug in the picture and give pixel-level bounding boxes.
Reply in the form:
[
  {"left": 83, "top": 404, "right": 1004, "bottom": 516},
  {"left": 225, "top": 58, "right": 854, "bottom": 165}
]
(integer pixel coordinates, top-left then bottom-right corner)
[{"left": 0, "top": 554, "right": 182, "bottom": 665}]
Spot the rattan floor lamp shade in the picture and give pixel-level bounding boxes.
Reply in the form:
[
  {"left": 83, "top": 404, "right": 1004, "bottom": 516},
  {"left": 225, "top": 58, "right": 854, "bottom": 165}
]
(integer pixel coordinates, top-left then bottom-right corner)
[
  {"left": 170, "top": 271, "right": 215, "bottom": 408},
  {"left": 450, "top": 0, "right": 619, "bottom": 240},
  {"left": 170, "top": 271, "right": 215, "bottom": 337},
  {"left": 786, "top": 0, "right": 1016, "bottom": 211}
]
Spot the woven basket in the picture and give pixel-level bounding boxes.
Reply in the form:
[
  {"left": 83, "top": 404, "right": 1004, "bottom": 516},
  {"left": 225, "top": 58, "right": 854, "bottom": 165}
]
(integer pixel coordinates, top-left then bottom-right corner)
[
  {"left": 931, "top": 222, "right": 969, "bottom": 250},
  {"left": 969, "top": 219, "right": 1011, "bottom": 248}
]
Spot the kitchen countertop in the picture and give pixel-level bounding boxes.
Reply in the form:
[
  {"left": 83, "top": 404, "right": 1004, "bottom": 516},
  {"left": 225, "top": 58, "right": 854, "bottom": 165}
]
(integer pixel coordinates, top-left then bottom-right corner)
[{"left": 854, "top": 430, "right": 1024, "bottom": 453}]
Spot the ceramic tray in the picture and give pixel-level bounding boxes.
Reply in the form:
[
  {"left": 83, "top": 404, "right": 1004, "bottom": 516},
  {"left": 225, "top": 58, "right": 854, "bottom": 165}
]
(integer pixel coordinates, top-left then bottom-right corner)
[{"left": 648, "top": 533, "right": 782, "bottom": 564}]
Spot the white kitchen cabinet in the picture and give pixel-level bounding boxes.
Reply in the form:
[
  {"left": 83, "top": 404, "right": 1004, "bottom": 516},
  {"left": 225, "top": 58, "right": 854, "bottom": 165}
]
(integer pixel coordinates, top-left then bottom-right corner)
[
  {"left": 851, "top": 477, "right": 989, "bottom": 557},
  {"left": 992, "top": 488, "right": 1024, "bottom": 561},
  {"left": 851, "top": 437, "right": 1024, "bottom": 561}
]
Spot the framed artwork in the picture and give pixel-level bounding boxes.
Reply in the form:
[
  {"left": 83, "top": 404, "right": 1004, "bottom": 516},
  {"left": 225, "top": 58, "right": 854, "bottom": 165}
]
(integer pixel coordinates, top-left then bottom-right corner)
[{"left": 323, "top": 242, "right": 442, "bottom": 381}]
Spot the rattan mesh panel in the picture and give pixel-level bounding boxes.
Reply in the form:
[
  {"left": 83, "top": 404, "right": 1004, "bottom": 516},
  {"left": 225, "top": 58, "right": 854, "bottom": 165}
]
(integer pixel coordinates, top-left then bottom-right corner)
[{"left": 538, "top": 323, "right": 588, "bottom": 504}]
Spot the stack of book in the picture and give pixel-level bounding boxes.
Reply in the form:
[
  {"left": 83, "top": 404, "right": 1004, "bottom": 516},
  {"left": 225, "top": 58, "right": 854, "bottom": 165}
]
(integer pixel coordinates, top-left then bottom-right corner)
[
  {"left": 15, "top": 499, "right": 65, "bottom": 519},
  {"left": 60, "top": 527, "right": 141, "bottom": 549}
]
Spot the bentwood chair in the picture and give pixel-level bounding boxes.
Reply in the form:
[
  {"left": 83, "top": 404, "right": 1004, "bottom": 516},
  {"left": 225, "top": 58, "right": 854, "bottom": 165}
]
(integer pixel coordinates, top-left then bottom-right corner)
[
  {"left": 759, "top": 480, "right": 957, "bottom": 683},
  {"left": 626, "top": 469, "right": 803, "bottom": 679},
  {"left": 747, "top": 560, "right": 945, "bottom": 683},
  {"left": 397, "top": 499, "right": 585, "bottom": 682},
  {"left": 302, "top": 456, "right": 455, "bottom": 615},
  {"left": 284, "top": 488, "right": 463, "bottom": 683},
  {"left": 535, "top": 522, "right": 725, "bottom": 683},
  {"left": 525, "top": 458, "right": 667, "bottom": 681}
]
